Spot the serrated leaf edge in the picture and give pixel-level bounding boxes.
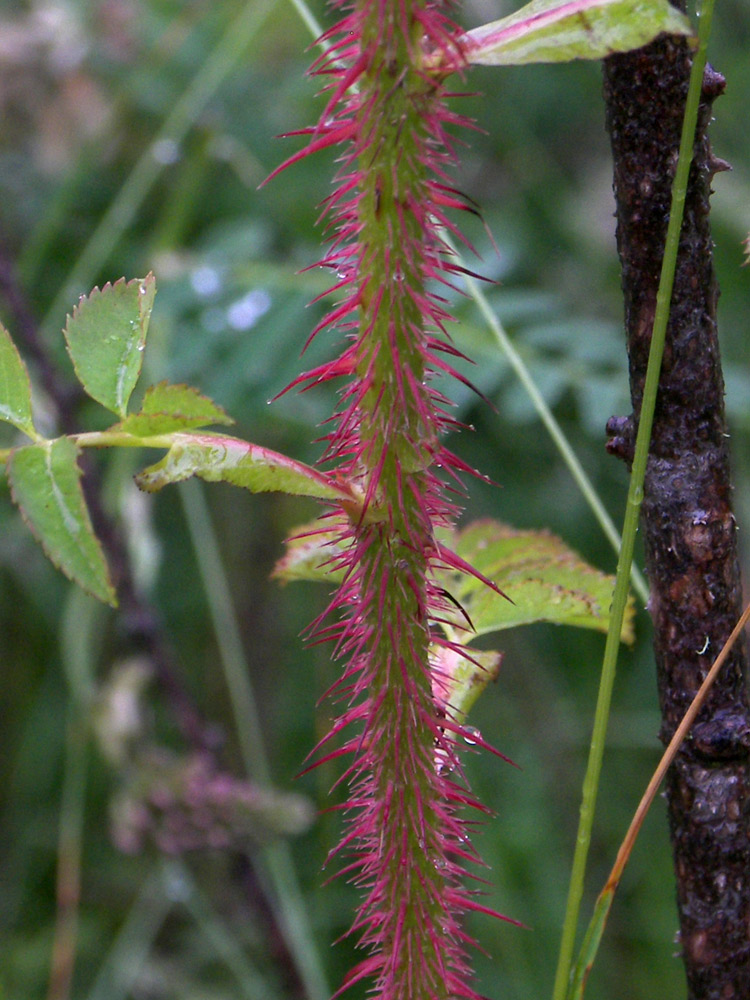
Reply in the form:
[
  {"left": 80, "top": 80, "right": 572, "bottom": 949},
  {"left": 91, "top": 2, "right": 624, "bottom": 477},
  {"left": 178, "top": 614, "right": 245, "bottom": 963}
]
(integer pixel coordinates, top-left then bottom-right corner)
[
  {"left": 0, "top": 321, "right": 37, "bottom": 436},
  {"left": 64, "top": 274, "right": 155, "bottom": 418},
  {"left": 8, "top": 439, "right": 117, "bottom": 606}
]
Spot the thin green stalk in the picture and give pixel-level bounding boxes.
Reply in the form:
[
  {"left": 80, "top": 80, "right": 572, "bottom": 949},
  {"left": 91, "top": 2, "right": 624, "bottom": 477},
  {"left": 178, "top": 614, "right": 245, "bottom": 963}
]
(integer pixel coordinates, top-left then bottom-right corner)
[
  {"left": 452, "top": 244, "right": 649, "bottom": 605},
  {"left": 85, "top": 859, "right": 276, "bottom": 1000},
  {"left": 568, "top": 600, "right": 750, "bottom": 999},
  {"left": 41, "top": 0, "right": 280, "bottom": 339},
  {"left": 178, "top": 479, "right": 269, "bottom": 781},
  {"left": 47, "top": 591, "right": 106, "bottom": 1000},
  {"left": 286, "top": 0, "right": 325, "bottom": 45},
  {"left": 163, "top": 859, "right": 277, "bottom": 1000},
  {"left": 552, "top": 7, "right": 715, "bottom": 999},
  {"left": 85, "top": 870, "right": 172, "bottom": 1000},
  {"left": 178, "top": 479, "right": 328, "bottom": 1000},
  {"left": 46, "top": 705, "right": 88, "bottom": 1000}
]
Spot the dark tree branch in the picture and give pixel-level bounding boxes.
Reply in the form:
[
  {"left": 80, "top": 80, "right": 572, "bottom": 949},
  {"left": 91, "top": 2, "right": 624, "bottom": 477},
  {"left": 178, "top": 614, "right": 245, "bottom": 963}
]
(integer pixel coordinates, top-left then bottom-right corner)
[{"left": 603, "top": 27, "right": 750, "bottom": 999}]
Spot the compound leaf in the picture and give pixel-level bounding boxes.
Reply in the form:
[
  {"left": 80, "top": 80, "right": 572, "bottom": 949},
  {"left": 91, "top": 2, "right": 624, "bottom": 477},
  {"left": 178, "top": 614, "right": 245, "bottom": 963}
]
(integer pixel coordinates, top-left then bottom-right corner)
[{"left": 275, "top": 518, "right": 634, "bottom": 644}]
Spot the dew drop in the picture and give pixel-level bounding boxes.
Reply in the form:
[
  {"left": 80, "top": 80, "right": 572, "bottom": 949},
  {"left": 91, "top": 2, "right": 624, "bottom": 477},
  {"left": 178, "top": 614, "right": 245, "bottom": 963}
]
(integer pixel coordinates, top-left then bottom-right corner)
[
  {"left": 435, "top": 747, "right": 455, "bottom": 776},
  {"left": 463, "top": 726, "right": 481, "bottom": 746}
]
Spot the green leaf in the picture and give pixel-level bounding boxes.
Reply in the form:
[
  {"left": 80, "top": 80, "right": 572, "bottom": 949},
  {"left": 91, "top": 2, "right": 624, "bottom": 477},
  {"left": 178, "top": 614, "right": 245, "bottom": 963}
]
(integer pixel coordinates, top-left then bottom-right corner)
[
  {"left": 462, "top": 0, "right": 693, "bottom": 67},
  {"left": 274, "top": 517, "right": 633, "bottom": 644},
  {"left": 0, "top": 322, "right": 36, "bottom": 437},
  {"left": 135, "top": 433, "right": 357, "bottom": 503},
  {"left": 567, "top": 888, "right": 615, "bottom": 1000},
  {"left": 7, "top": 437, "right": 116, "bottom": 605},
  {"left": 64, "top": 274, "right": 156, "bottom": 417},
  {"left": 445, "top": 520, "right": 634, "bottom": 643},
  {"left": 112, "top": 381, "right": 234, "bottom": 436}
]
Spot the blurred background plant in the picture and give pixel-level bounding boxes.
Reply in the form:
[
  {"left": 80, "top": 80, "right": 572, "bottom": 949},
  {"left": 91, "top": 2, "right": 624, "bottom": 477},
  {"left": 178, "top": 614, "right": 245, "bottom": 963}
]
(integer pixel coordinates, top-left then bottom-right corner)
[{"left": 0, "top": 1, "right": 748, "bottom": 998}]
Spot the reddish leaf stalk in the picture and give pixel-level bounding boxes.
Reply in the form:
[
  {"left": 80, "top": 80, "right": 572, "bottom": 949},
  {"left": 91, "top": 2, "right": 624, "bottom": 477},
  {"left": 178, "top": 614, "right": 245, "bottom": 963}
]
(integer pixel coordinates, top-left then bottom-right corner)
[{"left": 275, "top": 1, "right": 503, "bottom": 997}]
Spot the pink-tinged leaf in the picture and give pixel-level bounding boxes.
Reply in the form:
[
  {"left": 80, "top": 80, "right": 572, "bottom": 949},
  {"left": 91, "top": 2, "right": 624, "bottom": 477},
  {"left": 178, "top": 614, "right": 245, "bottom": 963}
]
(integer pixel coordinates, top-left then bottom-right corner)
[
  {"left": 431, "top": 645, "right": 503, "bottom": 727},
  {"left": 7, "top": 437, "right": 116, "bottom": 606},
  {"left": 272, "top": 522, "right": 347, "bottom": 585},
  {"left": 457, "top": 0, "right": 692, "bottom": 68},
  {"left": 134, "top": 432, "right": 359, "bottom": 504}
]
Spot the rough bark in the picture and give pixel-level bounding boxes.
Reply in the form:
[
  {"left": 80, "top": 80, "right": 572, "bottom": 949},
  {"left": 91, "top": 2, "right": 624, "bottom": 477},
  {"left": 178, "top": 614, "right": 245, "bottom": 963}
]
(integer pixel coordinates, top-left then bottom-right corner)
[{"left": 603, "top": 27, "right": 750, "bottom": 1000}]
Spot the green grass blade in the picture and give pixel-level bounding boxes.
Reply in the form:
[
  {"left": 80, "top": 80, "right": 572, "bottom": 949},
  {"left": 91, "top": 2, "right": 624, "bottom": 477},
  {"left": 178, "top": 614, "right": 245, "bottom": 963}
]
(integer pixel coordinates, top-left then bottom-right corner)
[
  {"left": 47, "top": 591, "right": 107, "bottom": 1000},
  {"left": 445, "top": 232, "right": 649, "bottom": 605},
  {"left": 567, "top": 888, "right": 615, "bottom": 1000},
  {"left": 179, "top": 479, "right": 329, "bottom": 1000},
  {"left": 162, "top": 860, "right": 278, "bottom": 1000},
  {"left": 41, "top": 0, "right": 280, "bottom": 339},
  {"left": 84, "top": 870, "right": 172, "bottom": 1000}
]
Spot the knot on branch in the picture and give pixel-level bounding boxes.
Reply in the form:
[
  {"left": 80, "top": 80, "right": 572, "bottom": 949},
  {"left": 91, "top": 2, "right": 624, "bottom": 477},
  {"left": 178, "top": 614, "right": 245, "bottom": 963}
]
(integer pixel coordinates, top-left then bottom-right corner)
[
  {"left": 691, "top": 711, "right": 750, "bottom": 762},
  {"left": 605, "top": 413, "right": 635, "bottom": 464}
]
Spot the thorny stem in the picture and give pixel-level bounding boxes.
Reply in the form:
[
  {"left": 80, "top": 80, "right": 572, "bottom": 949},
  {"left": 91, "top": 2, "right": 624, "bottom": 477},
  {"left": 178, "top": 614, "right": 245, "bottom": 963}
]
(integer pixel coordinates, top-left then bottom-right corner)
[{"left": 271, "top": 0, "right": 515, "bottom": 995}]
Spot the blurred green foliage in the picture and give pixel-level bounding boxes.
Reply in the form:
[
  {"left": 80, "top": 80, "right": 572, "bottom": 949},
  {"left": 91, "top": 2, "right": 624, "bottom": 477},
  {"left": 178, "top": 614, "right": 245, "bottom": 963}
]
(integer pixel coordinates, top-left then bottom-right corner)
[{"left": 0, "top": 2, "right": 748, "bottom": 999}]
